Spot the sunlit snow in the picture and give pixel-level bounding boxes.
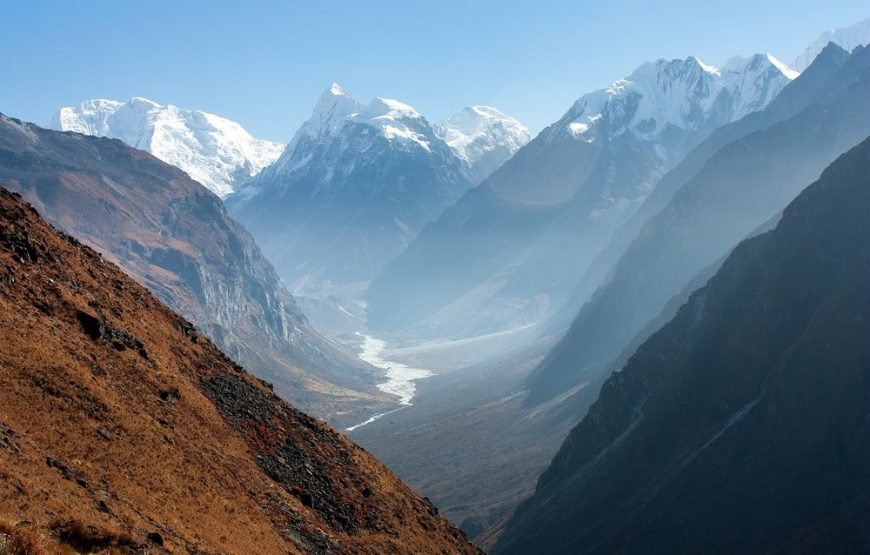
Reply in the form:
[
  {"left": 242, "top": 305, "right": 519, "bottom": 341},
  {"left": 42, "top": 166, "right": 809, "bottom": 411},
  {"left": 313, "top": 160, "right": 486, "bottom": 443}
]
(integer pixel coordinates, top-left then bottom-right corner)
[
  {"left": 562, "top": 54, "right": 798, "bottom": 146},
  {"left": 50, "top": 98, "right": 284, "bottom": 197}
]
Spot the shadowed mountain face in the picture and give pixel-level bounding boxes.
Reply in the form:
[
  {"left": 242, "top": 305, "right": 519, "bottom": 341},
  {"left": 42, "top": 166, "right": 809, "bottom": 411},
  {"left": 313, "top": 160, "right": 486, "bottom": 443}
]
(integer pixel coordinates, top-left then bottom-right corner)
[
  {"left": 366, "top": 54, "right": 795, "bottom": 339},
  {"left": 0, "top": 114, "right": 391, "bottom": 425},
  {"left": 528, "top": 44, "right": 870, "bottom": 403},
  {"left": 0, "top": 187, "right": 481, "bottom": 554},
  {"left": 495, "top": 136, "right": 870, "bottom": 555}
]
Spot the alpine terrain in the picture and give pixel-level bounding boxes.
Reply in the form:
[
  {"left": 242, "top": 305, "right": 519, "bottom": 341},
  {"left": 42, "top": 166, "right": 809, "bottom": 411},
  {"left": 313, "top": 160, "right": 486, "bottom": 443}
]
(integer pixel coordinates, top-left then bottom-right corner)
[
  {"left": 529, "top": 43, "right": 870, "bottom": 405},
  {"left": 349, "top": 41, "right": 868, "bottom": 546},
  {"left": 367, "top": 52, "right": 797, "bottom": 339},
  {"left": 3, "top": 7, "right": 868, "bottom": 555},
  {"left": 228, "top": 84, "right": 474, "bottom": 297}
]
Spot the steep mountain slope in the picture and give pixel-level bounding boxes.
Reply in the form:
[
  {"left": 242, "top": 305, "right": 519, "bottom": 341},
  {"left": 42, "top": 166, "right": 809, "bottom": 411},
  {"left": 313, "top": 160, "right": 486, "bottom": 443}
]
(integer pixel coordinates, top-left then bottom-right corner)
[
  {"left": 0, "top": 114, "right": 389, "bottom": 425},
  {"left": 546, "top": 42, "right": 854, "bottom": 333},
  {"left": 495, "top": 135, "right": 870, "bottom": 555},
  {"left": 51, "top": 97, "right": 283, "bottom": 197},
  {"left": 435, "top": 106, "right": 530, "bottom": 183},
  {"left": 228, "top": 84, "right": 473, "bottom": 296},
  {"left": 529, "top": 44, "right": 870, "bottom": 402},
  {"left": 0, "top": 187, "right": 480, "bottom": 554},
  {"left": 792, "top": 16, "right": 870, "bottom": 71},
  {"left": 367, "top": 53, "right": 795, "bottom": 338}
]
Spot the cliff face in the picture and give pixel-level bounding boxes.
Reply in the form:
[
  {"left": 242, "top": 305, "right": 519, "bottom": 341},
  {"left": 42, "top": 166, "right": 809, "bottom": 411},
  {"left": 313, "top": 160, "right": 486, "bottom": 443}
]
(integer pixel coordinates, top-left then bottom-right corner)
[
  {"left": 0, "top": 187, "right": 480, "bottom": 554},
  {"left": 495, "top": 137, "right": 870, "bottom": 554},
  {"left": 0, "top": 114, "right": 391, "bottom": 425}
]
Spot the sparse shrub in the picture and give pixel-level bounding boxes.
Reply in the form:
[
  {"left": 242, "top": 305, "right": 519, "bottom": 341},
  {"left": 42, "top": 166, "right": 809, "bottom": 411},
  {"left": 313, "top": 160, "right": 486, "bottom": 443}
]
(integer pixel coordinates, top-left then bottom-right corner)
[
  {"left": 0, "top": 521, "right": 46, "bottom": 555},
  {"left": 49, "top": 520, "right": 138, "bottom": 553}
]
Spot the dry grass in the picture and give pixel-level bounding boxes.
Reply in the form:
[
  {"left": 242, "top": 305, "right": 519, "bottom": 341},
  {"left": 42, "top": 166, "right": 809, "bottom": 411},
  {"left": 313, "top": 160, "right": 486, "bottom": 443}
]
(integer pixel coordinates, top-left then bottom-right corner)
[{"left": 0, "top": 521, "right": 47, "bottom": 555}]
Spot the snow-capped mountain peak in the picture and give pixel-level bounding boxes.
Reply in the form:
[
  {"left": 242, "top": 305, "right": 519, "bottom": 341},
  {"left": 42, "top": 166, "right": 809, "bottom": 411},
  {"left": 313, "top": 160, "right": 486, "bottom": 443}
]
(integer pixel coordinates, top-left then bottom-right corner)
[
  {"left": 50, "top": 98, "right": 284, "bottom": 198},
  {"left": 563, "top": 53, "right": 796, "bottom": 146},
  {"left": 304, "top": 83, "right": 365, "bottom": 139},
  {"left": 792, "top": 17, "right": 870, "bottom": 71},
  {"left": 289, "top": 84, "right": 430, "bottom": 148},
  {"left": 227, "top": 84, "right": 473, "bottom": 295},
  {"left": 435, "top": 105, "right": 530, "bottom": 183},
  {"left": 327, "top": 82, "right": 347, "bottom": 96},
  {"left": 264, "top": 84, "right": 440, "bottom": 182}
]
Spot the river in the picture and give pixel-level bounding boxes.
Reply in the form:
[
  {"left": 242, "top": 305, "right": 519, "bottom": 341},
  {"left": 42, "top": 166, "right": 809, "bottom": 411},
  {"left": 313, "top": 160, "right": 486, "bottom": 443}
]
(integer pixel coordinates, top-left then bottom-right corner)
[{"left": 345, "top": 333, "right": 433, "bottom": 432}]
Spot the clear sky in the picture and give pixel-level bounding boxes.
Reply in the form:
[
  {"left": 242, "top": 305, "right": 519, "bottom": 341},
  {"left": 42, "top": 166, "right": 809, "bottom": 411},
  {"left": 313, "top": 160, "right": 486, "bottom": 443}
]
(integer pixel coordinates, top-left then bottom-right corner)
[{"left": 1, "top": 0, "right": 867, "bottom": 141}]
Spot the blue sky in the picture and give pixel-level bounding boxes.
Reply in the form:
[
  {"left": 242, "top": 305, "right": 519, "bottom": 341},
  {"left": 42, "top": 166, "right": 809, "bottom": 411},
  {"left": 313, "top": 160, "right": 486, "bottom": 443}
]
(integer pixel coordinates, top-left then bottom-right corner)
[{"left": 1, "top": 0, "right": 867, "bottom": 141}]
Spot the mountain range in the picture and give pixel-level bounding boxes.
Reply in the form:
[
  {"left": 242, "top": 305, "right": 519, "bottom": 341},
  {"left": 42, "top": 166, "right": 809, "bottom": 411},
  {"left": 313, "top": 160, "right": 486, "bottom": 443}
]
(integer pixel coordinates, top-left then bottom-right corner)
[
  {"left": 5, "top": 16, "right": 869, "bottom": 554},
  {"left": 227, "top": 84, "right": 523, "bottom": 297},
  {"left": 529, "top": 43, "right": 870, "bottom": 403},
  {"left": 366, "top": 52, "right": 797, "bottom": 339},
  {"left": 345, "top": 38, "right": 870, "bottom": 548}
]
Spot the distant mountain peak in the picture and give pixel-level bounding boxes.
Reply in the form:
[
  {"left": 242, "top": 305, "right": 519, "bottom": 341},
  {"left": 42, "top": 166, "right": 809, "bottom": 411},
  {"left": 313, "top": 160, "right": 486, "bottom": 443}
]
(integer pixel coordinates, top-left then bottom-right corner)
[
  {"left": 304, "top": 83, "right": 365, "bottom": 140},
  {"left": 563, "top": 52, "right": 796, "bottom": 145},
  {"left": 50, "top": 97, "right": 283, "bottom": 197},
  {"left": 317, "top": 82, "right": 359, "bottom": 110},
  {"left": 229, "top": 85, "right": 472, "bottom": 294},
  {"left": 327, "top": 81, "right": 348, "bottom": 96},
  {"left": 435, "top": 105, "right": 530, "bottom": 183},
  {"left": 263, "top": 84, "right": 438, "bottom": 182},
  {"left": 792, "top": 17, "right": 870, "bottom": 71}
]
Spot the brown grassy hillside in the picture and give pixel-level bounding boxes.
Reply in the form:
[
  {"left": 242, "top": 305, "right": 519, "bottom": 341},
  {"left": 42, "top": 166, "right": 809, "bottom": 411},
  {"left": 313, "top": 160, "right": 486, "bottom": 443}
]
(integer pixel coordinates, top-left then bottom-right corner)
[{"left": 0, "top": 188, "right": 480, "bottom": 554}]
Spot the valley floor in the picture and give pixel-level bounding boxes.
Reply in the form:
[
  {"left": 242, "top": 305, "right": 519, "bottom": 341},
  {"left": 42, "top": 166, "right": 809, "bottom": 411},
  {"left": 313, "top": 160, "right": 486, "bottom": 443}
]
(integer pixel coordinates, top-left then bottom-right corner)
[{"left": 345, "top": 325, "right": 590, "bottom": 547}]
